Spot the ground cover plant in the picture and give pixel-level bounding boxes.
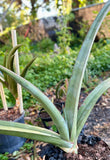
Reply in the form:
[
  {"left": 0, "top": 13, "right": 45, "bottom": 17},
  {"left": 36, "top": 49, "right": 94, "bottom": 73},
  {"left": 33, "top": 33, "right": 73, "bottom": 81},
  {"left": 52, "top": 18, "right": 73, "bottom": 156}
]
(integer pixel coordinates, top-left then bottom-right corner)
[
  {"left": 1, "top": 38, "right": 109, "bottom": 109},
  {"left": 89, "top": 39, "right": 110, "bottom": 76},
  {"left": 0, "top": 1, "right": 110, "bottom": 155}
]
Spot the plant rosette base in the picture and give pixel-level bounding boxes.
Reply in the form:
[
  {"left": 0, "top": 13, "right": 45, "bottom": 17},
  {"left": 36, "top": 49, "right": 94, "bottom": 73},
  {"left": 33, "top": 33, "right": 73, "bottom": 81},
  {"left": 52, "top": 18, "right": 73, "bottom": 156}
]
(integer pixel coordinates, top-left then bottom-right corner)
[{"left": 31, "top": 140, "right": 109, "bottom": 159}]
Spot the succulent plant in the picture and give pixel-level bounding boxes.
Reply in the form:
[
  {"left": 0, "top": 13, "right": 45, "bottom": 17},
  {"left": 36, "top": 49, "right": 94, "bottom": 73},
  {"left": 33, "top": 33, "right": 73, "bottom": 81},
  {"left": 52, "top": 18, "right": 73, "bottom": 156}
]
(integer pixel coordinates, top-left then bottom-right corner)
[
  {"left": 0, "top": 44, "right": 36, "bottom": 99},
  {"left": 0, "top": 1, "right": 110, "bottom": 154}
]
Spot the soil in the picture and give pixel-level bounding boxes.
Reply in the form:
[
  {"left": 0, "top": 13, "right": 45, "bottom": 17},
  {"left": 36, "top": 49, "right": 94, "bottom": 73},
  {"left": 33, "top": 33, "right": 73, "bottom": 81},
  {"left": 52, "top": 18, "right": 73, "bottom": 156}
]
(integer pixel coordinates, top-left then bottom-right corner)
[
  {"left": 85, "top": 88, "right": 110, "bottom": 146},
  {"left": 19, "top": 88, "right": 110, "bottom": 160},
  {"left": 9, "top": 140, "right": 109, "bottom": 160},
  {"left": 36, "top": 141, "right": 110, "bottom": 160},
  {"left": 0, "top": 106, "right": 21, "bottom": 121},
  {"left": 39, "top": 103, "right": 62, "bottom": 119}
]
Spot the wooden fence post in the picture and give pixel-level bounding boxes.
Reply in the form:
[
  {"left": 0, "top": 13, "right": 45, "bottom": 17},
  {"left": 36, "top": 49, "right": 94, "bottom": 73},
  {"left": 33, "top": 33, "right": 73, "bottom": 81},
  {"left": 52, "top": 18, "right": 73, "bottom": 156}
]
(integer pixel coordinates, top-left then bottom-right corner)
[
  {"left": 0, "top": 82, "right": 8, "bottom": 111},
  {"left": 11, "top": 30, "right": 23, "bottom": 114}
]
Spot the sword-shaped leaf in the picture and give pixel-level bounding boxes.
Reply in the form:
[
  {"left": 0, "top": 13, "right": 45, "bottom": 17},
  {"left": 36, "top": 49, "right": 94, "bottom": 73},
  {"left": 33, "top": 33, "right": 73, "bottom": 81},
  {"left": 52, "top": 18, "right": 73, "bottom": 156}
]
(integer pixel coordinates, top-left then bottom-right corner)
[
  {"left": 2, "top": 45, "right": 22, "bottom": 98},
  {"left": 77, "top": 78, "right": 110, "bottom": 138},
  {"left": 21, "top": 56, "right": 36, "bottom": 78},
  {"left": 6, "top": 44, "right": 22, "bottom": 68},
  {"left": 0, "top": 65, "right": 69, "bottom": 141},
  {"left": 6, "top": 54, "right": 17, "bottom": 98},
  {"left": 0, "top": 120, "right": 72, "bottom": 149},
  {"left": 65, "top": 0, "right": 110, "bottom": 143}
]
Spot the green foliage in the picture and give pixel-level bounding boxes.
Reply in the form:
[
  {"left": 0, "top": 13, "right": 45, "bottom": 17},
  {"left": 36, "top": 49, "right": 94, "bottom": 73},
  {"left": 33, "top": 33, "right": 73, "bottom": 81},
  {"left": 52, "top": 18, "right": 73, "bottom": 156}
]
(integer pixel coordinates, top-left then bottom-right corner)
[
  {"left": 89, "top": 39, "right": 110, "bottom": 76},
  {"left": 21, "top": 142, "right": 33, "bottom": 152},
  {"left": 0, "top": 87, "right": 15, "bottom": 109},
  {"left": 0, "top": 44, "right": 36, "bottom": 100},
  {"left": 55, "top": 79, "right": 69, "bottom": 99},
  {"left": 0, "top": 36, "right": 31, "bottom": 56},
  {"left": 56, "top": 13, "right": 74, "bottom": 54},
  {"left": 79, "top": 0, "right": 104, "bottom": 7},
  {"left": 78, "top": 21, "right": 90, "bottom": 40},
  {"left": 28, "top": 50, "right": 77, "bottom": 91},
  {"left": 31, "top": 38, "right": 54, "bottom": 53},
  {"left": 51, "top": 125, "right": 58, "bottom": 132},
  {"left": 0, "top": 36, "right": 110, "bottom": 108},
  {"left": 0, "top": 51, "right": 5, "bottom": 66},
  {"left": 0, "top": 33, "right": 110, "bottom": 109},
  {"left": 19, "top": 50, "right": 77, "bottom": 108},
  {"left": 0, "top": 152, "right": 8, "bottom": 160},
  {"left": 17, "top": 36, "right": 32, "bottom": 54}
]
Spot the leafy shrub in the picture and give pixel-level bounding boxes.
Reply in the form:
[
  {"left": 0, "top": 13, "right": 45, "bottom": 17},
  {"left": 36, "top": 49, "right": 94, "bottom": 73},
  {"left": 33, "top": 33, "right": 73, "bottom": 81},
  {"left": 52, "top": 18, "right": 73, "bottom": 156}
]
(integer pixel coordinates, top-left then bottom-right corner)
[
  {"left": 89, "top": 39, "right": 110, "bottom": 76},
  {"left": 0, "top": 24, "right": 110, "bottom": 109},
  {"left": 27, "top": 50, "right": 77, "bottom": 91},
  {"left": 31, "top": 38, "right": 54, "bottom": 53},
  {"left": 0, "top": 152, "right": 9, "bottom": 160},
  {"left": 56, "top": 13, "right": 74, "bottom": 54}
]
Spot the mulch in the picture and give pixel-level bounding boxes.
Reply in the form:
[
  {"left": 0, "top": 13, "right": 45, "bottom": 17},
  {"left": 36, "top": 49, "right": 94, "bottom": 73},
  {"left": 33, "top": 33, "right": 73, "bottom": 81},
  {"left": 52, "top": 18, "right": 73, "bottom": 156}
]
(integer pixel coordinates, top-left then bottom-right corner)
[
  {"left": 0, "top": 106, "right": 21, "bottom": 121},
  {"left": 85, "top": 88, "right": 110, "bottom": 146}
]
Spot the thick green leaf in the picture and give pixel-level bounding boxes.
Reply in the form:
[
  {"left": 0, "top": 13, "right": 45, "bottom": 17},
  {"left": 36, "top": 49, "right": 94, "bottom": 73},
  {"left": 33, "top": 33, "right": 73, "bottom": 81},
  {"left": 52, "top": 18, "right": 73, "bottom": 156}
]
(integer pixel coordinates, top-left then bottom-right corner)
[
  {"left": 6, "top": 44, "right": 22, "bottom": 69},
  {"left": 3, "top": 54, "right": 7, "bottom": 82},
  {"left": 65, "top": 0, "right": 110, "bottom": 142},
  {"left": 56, "top": 79, "right": 64, "bottom": 99},
  {"left": 7, "top": 77, "right": 17, "bottom": 99},
  {"left": 6, "top": 55, "right": 17, "bottom": 98},
  {"left": 3, "top": 44, "right": 22, "bottom": 98},
  {"left": 77, "top": 78, "right": 110, "bottom": 138},
  {"left": 0, "top": 120, "right": 72, "bottom": 149},
  {"left": 21, "top": 56, "right": 36, "bottom": 78},
  {"left": 0, "top": 120, "right": 60, "bottom": 137},
  {"left": 0, "top": 66, "right": 69, "bottom": 141},
  {"left": 8, "top": 55, "right": 14, "bottom": 71},
  {"left": 3, "top": 54, "right": 7, "bottom": 68}
]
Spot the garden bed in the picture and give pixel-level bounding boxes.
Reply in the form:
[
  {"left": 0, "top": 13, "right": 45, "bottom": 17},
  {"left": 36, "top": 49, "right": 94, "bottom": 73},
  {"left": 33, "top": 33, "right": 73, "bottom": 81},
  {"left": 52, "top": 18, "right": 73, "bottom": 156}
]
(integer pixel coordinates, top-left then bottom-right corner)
[
  {"left": 36, "top": 140, "right": 110, "bottom": 160},
  {"left": 16, "top": 87, "right": 109, "bottom": 160},
  {"left": 0, "top": 78, "right": 110, "bottom": 159}
]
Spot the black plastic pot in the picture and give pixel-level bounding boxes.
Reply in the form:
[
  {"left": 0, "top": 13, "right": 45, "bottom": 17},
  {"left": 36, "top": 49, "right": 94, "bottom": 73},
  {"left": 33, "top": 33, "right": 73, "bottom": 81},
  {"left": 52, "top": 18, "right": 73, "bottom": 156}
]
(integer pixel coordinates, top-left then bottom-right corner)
[
  {"left": 0, "top": 111, "right": 26, "bottom": 154},
  {"left": 39, "top": 103, "right": 63, "bottom": 129}
]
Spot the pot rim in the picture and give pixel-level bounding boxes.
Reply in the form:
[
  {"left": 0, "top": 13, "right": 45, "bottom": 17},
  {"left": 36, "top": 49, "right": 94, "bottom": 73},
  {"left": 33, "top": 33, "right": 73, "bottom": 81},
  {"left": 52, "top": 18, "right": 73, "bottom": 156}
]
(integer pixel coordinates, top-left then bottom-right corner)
[{"left": 0, "top": 107, "right": 25, "bottom": 122}]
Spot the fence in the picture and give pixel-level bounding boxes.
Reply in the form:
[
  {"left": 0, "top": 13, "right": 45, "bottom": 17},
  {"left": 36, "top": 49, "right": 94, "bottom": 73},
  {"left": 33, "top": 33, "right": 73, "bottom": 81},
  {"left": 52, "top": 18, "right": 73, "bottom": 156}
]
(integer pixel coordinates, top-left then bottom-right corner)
[{"left": 1, "top": 2, "right": 110, "bottom": 42}]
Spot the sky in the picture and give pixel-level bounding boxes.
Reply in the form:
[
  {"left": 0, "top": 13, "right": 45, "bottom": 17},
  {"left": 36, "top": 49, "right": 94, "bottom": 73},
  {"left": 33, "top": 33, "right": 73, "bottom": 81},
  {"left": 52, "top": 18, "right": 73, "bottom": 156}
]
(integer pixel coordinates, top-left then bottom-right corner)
[
  {"left": 0, "top": 0, "right": 109, "bottom": 19},
  {"left": 22, "top": 0, "right": 108, "bottom": 19},
  {"left": 22, "top": 0, "right": 57, "bottom": 19}
]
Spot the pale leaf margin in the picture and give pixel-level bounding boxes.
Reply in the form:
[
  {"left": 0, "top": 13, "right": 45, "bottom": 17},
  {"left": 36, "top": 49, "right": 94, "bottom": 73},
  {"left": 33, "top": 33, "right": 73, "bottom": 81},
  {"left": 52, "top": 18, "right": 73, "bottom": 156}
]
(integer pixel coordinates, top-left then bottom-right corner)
[{"left": 0, "top": 120, "right": 72, "bottom": 149}]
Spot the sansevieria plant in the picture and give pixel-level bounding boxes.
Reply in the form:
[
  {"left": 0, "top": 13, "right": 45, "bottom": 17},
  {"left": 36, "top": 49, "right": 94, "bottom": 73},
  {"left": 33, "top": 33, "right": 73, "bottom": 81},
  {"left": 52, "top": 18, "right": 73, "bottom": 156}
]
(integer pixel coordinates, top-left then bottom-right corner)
[
  {"left": 0, "top": 1, "right": 110, "bottom": 154},
  {"left": 0, "top": 45, "right": 36, "bottom": 103}
]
